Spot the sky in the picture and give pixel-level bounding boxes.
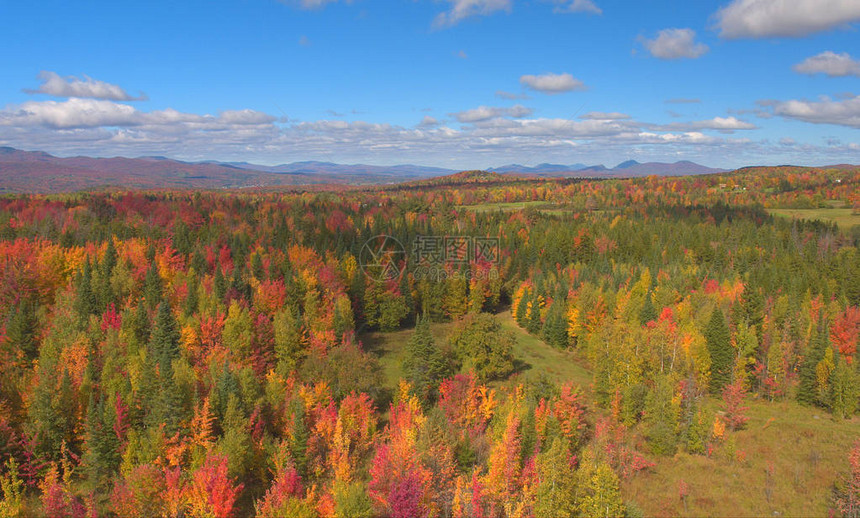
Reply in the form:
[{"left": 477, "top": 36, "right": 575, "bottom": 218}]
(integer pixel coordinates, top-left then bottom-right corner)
[{"left": 1, "top": 0, "right": 860, "bottom": 169}]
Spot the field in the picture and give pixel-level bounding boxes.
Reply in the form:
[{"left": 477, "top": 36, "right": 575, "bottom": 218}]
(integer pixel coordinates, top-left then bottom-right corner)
[{"left": 768, "top": 207, "right": 860, "bottom": 230}]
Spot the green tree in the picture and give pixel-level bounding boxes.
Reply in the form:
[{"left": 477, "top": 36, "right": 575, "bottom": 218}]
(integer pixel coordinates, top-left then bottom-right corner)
[
  {"left": 644, "top": 374, "right": 680, "bottom": 455},
  {"left": 578, "top": 457, "right": 625, "bottom": 518},
  {"left": 402, "top": 315, "right": 452, "bottom": 406},
  {"left": 5, "top": 298, "right": 39, "bottom": 362},
  {"left": 534, "top": 438, "right": 577, "bottom": 518},
  {"left": 705, "top": 309, "right": 733, "bottom": 394},
  {"left": 448, "top": 313, "right": 515, "bottom": 382},
  {"left": 274, "top": 306, "right": 305, "bottom": 377}
]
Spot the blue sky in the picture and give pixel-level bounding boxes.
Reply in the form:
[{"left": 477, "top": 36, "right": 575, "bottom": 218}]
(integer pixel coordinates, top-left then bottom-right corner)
[{"left": 1, "top": 0, "right": 859, "bottom": 169}]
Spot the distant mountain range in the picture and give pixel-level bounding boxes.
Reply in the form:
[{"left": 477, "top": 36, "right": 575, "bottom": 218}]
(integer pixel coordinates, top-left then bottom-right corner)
[
  {"left": 0, "top": 147, "right": 730, "bottom": 193},
  {"left": 490, "top": 160, "right": 727, "bottom": 177}
]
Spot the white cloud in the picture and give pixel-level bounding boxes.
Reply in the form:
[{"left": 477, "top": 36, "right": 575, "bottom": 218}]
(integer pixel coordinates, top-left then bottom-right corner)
[
  {"left": 25, "top": 71, "right": 146, "bottom": 101},
  {"left": 0, "top": 98, "right": 278, "bottom": 132},
  {"left": 452, "top": 104, "right": 533, "bottom": 123},
  {"left": 0, "top": 99, "right": 139, "bottom": 128},
  {"left": 665, "top": 98, "right": 701, "bottom": 104},
  {"left": 654, "top": 116, "right": 757, "bottom": 132},
  {"left": 641, "top": 29, "right": 708, "bottom": 60},
  {"left": 219, "top": 109, "right": 278, "bottom": 125},
  {"left": 765, "top": 95, "right": 860, "bottom": 128},
  {"left": 793, "top": 51, "right": 860, "bottom": 77},
  {"left": 520, "top": 73, "right": 586, "bottom": 94},
  {"left": 418, "top": 115, "right": 440, "bottom": 127},
  {"left": 697, "top": 116, "right": 757, "bottom": 130},
  {"left": 552, "top": 0, "right": 601, "bottom": 15},
  {"left": 1, "top": 85, "right": 853, "bottom": 169},
  {"left": 715, "top": 0, "right": 860, "bottom": 38},
  {"left": 580, "top": 111, "right": 631, "bottom": 120},
  {"left": 433, "top": 0, "right": 512, "bottom": 28},
  {"left": 495, "top": 90, "right": 528, "bottom": 100}
]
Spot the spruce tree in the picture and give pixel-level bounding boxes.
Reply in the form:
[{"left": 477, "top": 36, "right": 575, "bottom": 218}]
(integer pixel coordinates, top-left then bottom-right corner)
[
  {"left": 402, "top": 315, "right": 450, "bottom": 406},
  {"left": 6, "top": 298, "right": 38, "bottom": 361},
  {"left": 150, "top": 301, "right": 180, "bottom": 376},
  {"left": 797, "top": 320, "right": 829, "bottom": 406},
  {"left": 705, "top": 309, "right": 733, "bottom": 394}
]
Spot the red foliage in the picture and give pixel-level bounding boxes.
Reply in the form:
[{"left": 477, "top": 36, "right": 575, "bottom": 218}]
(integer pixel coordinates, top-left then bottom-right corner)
[
  {"left": 389, "top": 470, "right": 428, "bottom": 518},
  {"left": 100, "top": 303, "right": 122, "bottom": 332},
  {"left": 721, "top": 380, "right": 749, "bottom": 431},
  {"left": 189, "top": 453, "right": 244, "bottom": 518},
  {"left": 831, "top": 306, "right": 860, "bottom": 364}
]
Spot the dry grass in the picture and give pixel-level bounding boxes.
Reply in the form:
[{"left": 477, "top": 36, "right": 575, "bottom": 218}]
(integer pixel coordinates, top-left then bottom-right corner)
[{"left": 623, "top": 398, "right": 859, "bottom": 517}]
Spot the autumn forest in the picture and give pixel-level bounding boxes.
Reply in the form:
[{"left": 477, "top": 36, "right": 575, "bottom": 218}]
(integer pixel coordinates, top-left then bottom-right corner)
[{"left": 0, "top": 167, "right": 859, "bottom": 517}]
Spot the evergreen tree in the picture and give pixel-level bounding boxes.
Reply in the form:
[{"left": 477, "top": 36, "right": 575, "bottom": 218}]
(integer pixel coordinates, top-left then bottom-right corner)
[
  {"left": 6, "top": 298, "right": 39, "bottom": 361},
  {"left": 798, "top": 320, "right": 829, "bottom": 406},
  {"left": 639, "top": 291, "right": 658, "bottom": 325},
  {"left": 402, "top": 315, "right": 451, "bottom": 406},
  {"left": 75, "top": 260, "right": 98, "bottom": 323},
  {"left": 830, "top": 354, "right": 858, "bottom": 419},
  {"left": 541, "top": 301, "right": 569, "bottom": 349},
  {"left": 705, "top": 309, "right": 733, "bottom": 394},
  {"left": 150, "top": 301, "right": 180, "bottom": 375},
  {"left": 143, "top": 263, "right": 163, "bottom": 309}
]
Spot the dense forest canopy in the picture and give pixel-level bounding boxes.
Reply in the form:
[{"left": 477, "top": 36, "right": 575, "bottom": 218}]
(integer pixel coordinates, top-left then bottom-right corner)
[{"left": 0, "top": 166, "right": 858, "bottom": 517}]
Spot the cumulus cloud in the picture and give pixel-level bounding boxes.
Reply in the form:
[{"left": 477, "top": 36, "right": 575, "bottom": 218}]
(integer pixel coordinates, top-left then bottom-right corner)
[
  {"left": 714, "top": 0, "right": 860, "bottom": 38},
  {"left": 654, "top": 116, "right": 758, "bottom": 132},
  {"left": 433, "top": 0, "right": 512, "bottom": 28},
  {"left": 641, "top": 29, "right": 708, "bottom": 60},
  {"left": 520, "top": 73, "right": 586, "bottom": 94},
  {"left": 418, "top": 115, "right": 440, "bottom": 127},
  {"left": 793, "top": 51, "right": 860, "bottom": 77},
  {"left": 764, "top": 95, "right": 860, "bottom": 128},
  {"left": 551, "top": 0, "right": 601, "bottom": 15},
  {"left": 452, "top": 105, "right": 533, "bottom": 123},
  {"left": 1, "top": 82, "right": 849, "bottom": 168},
  {"left": 24, "top": 71, "right": 146, "bottom": 101},
  {"left": 0, "top": 98, "right": 278, "bottom": 131}
]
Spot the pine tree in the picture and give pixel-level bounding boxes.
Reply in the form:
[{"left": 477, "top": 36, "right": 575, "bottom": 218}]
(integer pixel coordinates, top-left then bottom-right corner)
[
  {"left": 150, "top": 301, "right": 181, "bottom": 376},
  {"left": 402, "top": 314, "right": 451, "bottom": 406},
  {"left": 830, "top": 354, "right": 859, "bottom": 419},
  {"left": 639, "top": 292, "right": 658, "bottom": 326},
  {"left": 798, "top": 320, "right": 829, "bottom": 406},
  {"left": 143, "top": 263, "right": 163, "bottom": 309},
  {"left": 705, "top": 309, "right": 733, "bottom": 394},
  {"left": 75, "top": 260, "right": 98, "bottom": 323},
  {"left": 6, "top": 298, "right": 38, "bottom": 361},
  {"left": 542, "top": 301, "right": 569, "bottom": 349}
]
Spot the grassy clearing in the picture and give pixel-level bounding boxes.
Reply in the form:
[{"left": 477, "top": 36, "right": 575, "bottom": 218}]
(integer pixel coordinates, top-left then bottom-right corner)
[
  {"left": 768, "top": 207, "right": 860, "bottom": 230},
  {"left": 360, "top": 309, "right": 592, "bottom": 394},
  {"left": 624, "top": 398, "right": 859, "bottom": 517}
]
